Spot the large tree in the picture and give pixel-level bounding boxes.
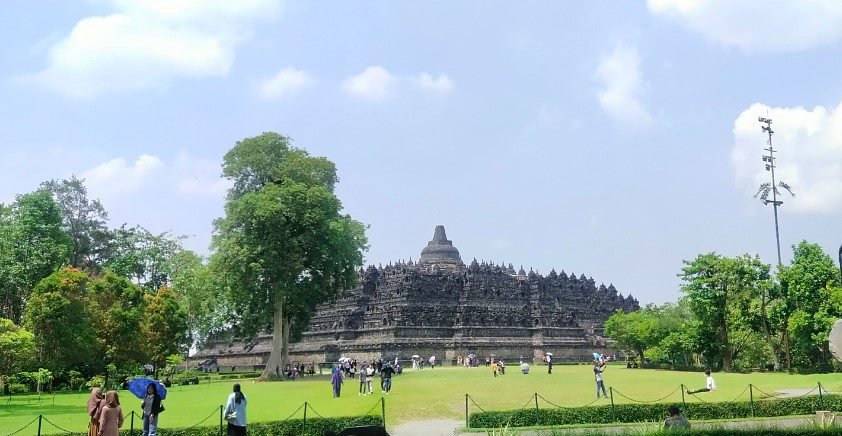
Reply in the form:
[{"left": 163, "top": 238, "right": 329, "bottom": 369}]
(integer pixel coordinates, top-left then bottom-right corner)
[
  {"left": 0, "top": 190, "right": 71, "bottom": 323},
  {"left": 212, "top": 132, "right": 368, "bottom": 380},
  {"left": 142, "top": 286, "right": 189, "bottom": 373},
  {"left": 24, "top": 268, "right": 99, "bottom": 375},
  {"left": 87, "top": 272, "right": 147, "bottom": 370},
  {"left": 778, "top": 241, "right": 842, "bottom": 371},
  {"left": 102, "top": 225, "right": 184, "bottom": 292},
  {"left": 168, "top": 250, "right": 222, "bottom": 346},
  {"left": 0, "top": 318, "right": 36, "bottom": 393},
  {"left": 41, "top": 176, "right": 110, "bottom": 270},
  {"left": 679, "top": 253, "right": 768, "bottom": 371},
  {"left": 604, "top": 308, "right": 666, "bottom": 361}
]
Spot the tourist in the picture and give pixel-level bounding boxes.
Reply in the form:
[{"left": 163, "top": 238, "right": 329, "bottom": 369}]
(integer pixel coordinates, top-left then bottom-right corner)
[
  {"left": 499, "top": 360, "right": 505, "bottom": 375},
  {"left": 380, "top": 362, "right": 395, "bottom": 394},
  {"left": 331, "top": 366, "right": 344, "bottom": 397},
  {"left": 87, "top": 387, "right": 105, "bottom": 436},
  {"left": 141, "top": 383, "right": 163, "bottom": 436},
  {"left": 520, "top": 362, "right": 530, "bottom": 374},
  {"left": 394, "top": 356, "right": 399, "bottom": 367},
  {"left": 359, "top": 362, "right": 368, "bottom": 395},
  {"left": 98, "top": 391, "right": 123, "bottom": 436},
  {"left": 224, "top": 384, "right": 247, "bottom": 436},
  {"left": 594, "top": 361, "right": 607, "bottom": 399},
  {"left": 686, "top": 370, "right": 717, "bottom": 394},
  {"left": 485, "top": 357, "right": 490, "bottom": 367},
  {"left": 491, "top": 360, "right": 498, "bottom": 377},
  {"left": 429, "top": 356, "right": 436, "bottom": 369},
  {"left": 663, "top": 405, "right": 690, "bottom": 430},
  {"left": 547, "top": 354, "right": 553, "bottom": 374},
  {"left": 365, "top": 364, "right": 375, "bottom": 394}
]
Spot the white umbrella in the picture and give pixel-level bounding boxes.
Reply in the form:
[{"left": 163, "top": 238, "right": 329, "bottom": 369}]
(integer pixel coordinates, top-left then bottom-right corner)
[
  {"left": 545, "top": 352, "right": 553, "bottom": 356},
  {"left": 411, "top": 355, "right": 420, "bottom": 358}
]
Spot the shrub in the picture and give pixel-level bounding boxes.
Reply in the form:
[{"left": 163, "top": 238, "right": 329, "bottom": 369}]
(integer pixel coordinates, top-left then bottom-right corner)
[
  {"left": 63, "top": 415, "right": 382, "bottom": 436},
  {"left": 468, "top": 394, "right": 842, "bottom": 428},
  {"left": 8, "top": 383, "right": 29, "bottom": 394}
]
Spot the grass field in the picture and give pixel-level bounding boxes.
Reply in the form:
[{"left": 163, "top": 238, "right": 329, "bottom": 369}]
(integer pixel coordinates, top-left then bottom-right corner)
[{"left": 3, "top": 364, "right": 842, "bottom": 435}]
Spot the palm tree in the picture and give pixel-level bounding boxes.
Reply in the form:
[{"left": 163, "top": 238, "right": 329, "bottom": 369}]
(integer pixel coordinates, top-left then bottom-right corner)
[{"left": 754, "top": 181, "right": 794, "bottom": 202}]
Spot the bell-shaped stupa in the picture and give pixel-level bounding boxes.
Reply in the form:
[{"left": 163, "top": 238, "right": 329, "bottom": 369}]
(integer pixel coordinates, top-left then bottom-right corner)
[{"left": 419, "top": 225, "right": 463, "bottom": 269}]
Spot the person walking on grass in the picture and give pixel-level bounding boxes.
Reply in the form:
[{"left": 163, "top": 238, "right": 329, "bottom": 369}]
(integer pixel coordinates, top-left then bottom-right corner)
[
  {"left": 491, "top": 360, "right": 498, "bottom": 377},
  {"left": 594, "top": 360, "right": 607, "bottom": 399},
  {"left": 547, "top": 354, "right": 553, "bottom": 374},
  {"left": 87, "top": 387, "right": 105, "bottom": 436},
  {"left": 380, "top": 362, "right": 395, "bottom": 394},
  {"left": 224, "top": 384, "right": 247, "bottom": 436},
  {"left": 686, "top": 370, "right": 716, "bottom": 394},
  {"left": 359, "top": 362, "right": 368, "bottom": 396},
  {"left": 663, "top": 405, "right": 690, "bottom": 430},
  {"left": 98, "top": 391, "right": 123, "bottom": 436},
  {"left": 331, "top": 366, "right": 344, "bottom": 397},
  {"left": 141, "top": 383, "right": 163, "bottom": 436}
]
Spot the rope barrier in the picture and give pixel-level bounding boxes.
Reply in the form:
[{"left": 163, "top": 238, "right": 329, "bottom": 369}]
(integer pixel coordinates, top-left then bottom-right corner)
[
  {"left": 361, "top": 399, "right": 383, "bottom": 416},
  {"left": 42, "top": 416, "right": 74, "bottom": 433},
  {"left": 184, "top": 407, "right": 220, "bottom": 430},
  {"left": 612, "top": 387, "right": 679, "bottom": 404},
  {"left": 751, "top": 386, "right": 780, "bottom": 400},
  {"left": 2, "top": 417, "right": 39, "bottom": 436},
  {"left": 467, "top": 395, "right": 487, "bottom": 413},
  {"left": 732, "top": 386, "right": 749, "bottom": 402},
  {"left": 280, "top": 403, "right": 305, "bottom": 421},
  {"left": 307, "top": 404, "right": 326, "bottom": 419}
]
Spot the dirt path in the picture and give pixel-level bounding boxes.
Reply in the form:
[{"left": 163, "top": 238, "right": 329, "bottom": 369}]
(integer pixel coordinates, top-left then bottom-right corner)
[{"left": 390, "top": 419, "right": 463, "bottom": 436}]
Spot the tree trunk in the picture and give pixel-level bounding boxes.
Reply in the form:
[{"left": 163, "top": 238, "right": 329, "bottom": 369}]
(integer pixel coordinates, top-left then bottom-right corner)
[
  {"left": 784, "top": 329, "right": 792, "bottom": 371},
  {"left": 259, "top": 299, "right": 289, "bottom": 381},
  {"left": 759, "top": 296, "right": 781, "bottom": 371}
]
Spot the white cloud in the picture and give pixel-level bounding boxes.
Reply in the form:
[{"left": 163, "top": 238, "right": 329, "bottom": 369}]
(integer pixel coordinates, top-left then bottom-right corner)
[
  {"left": 258, "top": 67, "right": 315, "bottom": 99},
  {"left": 342, "top": 66, "right": 398, "bottom": 101},
  {"left": 413, "top": 73, "right": 454, "bottom": 95},
  {"left": 342, "top": 67, "right": 455, "bottom": 101},
  {"left": 731, "top": 102, "right": 842, "bottom": 214},
  {"left": 83, "top": 154, "right": 164, "bottom": 197},
  {"left": 648, "top": 0, "right": 842, "bottom": 53},
  {"left": 595, "top": 45, "right": 653, "bottom": 130},
  {"left": 174, "top": 152, "right": 232, "bottom": 197},
  {"left": 27, "top": 0, "right": 283, "bottom": 97}
]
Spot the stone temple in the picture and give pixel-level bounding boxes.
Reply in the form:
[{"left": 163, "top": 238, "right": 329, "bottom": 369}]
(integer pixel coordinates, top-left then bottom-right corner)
[{"left": 191, "top": 226, "right": 638, "bottom": 368}]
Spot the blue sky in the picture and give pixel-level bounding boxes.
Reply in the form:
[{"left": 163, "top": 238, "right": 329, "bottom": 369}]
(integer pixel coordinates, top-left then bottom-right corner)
[{"left": 2, "top": 1, "right": 842, "bottom": 304}]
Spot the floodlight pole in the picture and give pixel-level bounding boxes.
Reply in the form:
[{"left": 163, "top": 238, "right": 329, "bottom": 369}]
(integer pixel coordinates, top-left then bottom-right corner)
[{"left": 760, "top": 117, "right": 783, "bottom": 265}]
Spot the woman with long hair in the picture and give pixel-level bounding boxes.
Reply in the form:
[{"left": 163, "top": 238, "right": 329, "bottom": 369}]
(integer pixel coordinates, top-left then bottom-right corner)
[
  {"left": 87, "top": 387, "right": 105, "bottom": 436},
  {"left": 97, "top": 391, "right": 124, "bottom": 436},
  {"left": 141, "top": 383, "right": 163, "bottom": 436},
  {"left": 224, "top": 383, "right": 247, "bottom": 436}
]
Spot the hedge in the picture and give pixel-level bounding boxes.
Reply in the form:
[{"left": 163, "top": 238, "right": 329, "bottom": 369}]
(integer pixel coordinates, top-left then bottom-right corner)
[
  {"left": 59, "top": 415, "right": 383, "bottom": 436},
  {"left": 468, "top": 394, "right": 842, "bottom": 428}
]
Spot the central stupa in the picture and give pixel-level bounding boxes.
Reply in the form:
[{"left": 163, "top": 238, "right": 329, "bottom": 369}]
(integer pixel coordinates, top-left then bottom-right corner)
[{"left": 419, "top": 225, "right": 463, "bottom": 270}]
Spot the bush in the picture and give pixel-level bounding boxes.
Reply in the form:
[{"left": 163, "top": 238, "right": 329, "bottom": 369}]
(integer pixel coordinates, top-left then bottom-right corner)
[
  {"left": 8, "top": 383, "right": 29, "bottom": 394},
  {"left": 63, "top": 415, "right": 382, "bottom": 436},
  {"left": 468, "top": 394, "right": 842, "bottom": 428}
]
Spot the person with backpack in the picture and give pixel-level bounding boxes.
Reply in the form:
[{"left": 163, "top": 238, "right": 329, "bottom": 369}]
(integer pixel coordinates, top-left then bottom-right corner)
[
  {"left": 380, "top": 363, "right": 395, "bottom": 394},
  {"left": 224, "top": 384, "right": 247, "bottom": 436},
  {"left": 359, "top": 362, "right": 369, "bottom": 396}
]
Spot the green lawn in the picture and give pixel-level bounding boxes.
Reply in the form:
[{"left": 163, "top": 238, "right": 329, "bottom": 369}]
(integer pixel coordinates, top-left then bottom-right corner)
[{"left": 3, "top": 365, "right": 842, "bottom": 434}]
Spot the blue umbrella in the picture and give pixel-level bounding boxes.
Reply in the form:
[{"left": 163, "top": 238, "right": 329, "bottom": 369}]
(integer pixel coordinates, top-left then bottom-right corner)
[{"left": 128, "top": 378, "right": 167, "bottom": 400}]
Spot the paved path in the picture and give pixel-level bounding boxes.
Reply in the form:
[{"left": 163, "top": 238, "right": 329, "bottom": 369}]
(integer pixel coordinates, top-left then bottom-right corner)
[
  {"left": 390, "top": 419, "right": 463, "bottom": 436},
  {"left": 776, "top": 388, "right": 830, "bottom": 398}
]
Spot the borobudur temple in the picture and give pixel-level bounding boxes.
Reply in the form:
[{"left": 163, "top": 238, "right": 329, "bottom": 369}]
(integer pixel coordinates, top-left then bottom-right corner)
[{"left": 191, "top": 225, "right": 638, "bottom": 368}]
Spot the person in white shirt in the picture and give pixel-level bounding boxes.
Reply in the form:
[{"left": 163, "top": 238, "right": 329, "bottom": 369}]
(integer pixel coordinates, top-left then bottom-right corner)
[
  {"left": 687, "top": 370, "right": 717, "bottom": 394},
  {"left": 224, "top": 384, "right": 247, "bottom": 436}
]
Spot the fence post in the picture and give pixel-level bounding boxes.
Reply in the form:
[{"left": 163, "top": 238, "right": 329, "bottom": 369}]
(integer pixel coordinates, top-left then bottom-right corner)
[
  {"left": 534, "top": 393, "right": 540, "bottom": 426},
  {"left": 303, "top": 402, "right": 308, "bottom": 433},
  {"left": 37, "top": 414, "right": 42, "bottom": 436},
  {"left": 130, "top": 411, "right": 135, "bottom": 436},
  {"left": 818, "top": 382, "right": 825, "bottom": 410},
  {"left": 609, "top": 387, "right": 616, "bottom": 422},
  {"left": 218, "top": 404, "right": 223, "bottom": 436},
  {"left": 680, "top": 384, "right": 687, "bottom": 418},
  {"left": 381, "top": 397, "right": 386, "bottom": 428},
  {"left": 749, "top": 384, "right": 755, "bottom": 417},
  {"left": 465, "top": 394, "right": 469, "bottom": 428}
]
